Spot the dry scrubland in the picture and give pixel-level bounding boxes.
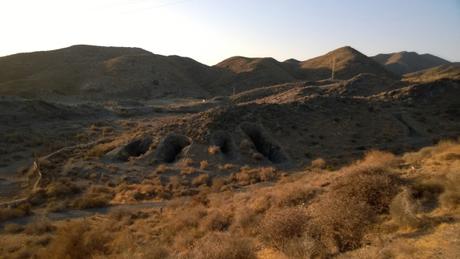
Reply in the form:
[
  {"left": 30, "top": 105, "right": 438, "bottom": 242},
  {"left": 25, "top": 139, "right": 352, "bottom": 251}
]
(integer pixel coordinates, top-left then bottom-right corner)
[
  {"left": 1, "top": 139, "right": 459, "bottom": 258},
  {"left": 0, "top": 45, "right": 459, "bottom": 259}
]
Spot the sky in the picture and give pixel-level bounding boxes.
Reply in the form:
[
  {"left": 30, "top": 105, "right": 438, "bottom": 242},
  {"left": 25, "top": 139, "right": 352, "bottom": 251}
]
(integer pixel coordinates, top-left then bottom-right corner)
[{"left": 1, "top": 0, "right": 459, "bottom": 65}]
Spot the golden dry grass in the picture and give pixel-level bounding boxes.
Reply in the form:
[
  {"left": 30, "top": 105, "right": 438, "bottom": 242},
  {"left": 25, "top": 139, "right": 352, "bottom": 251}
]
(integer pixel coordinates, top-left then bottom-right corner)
[{"left": 2, "top": 140, "right": 459, "bottom": 258}]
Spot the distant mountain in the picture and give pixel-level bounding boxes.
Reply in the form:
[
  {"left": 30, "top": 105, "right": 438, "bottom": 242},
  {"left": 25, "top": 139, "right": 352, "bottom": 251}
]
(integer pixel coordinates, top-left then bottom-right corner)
[
  {"left": 0, "top": 45, "right": 215, "bottom": 100},
  {"left": 297, "top": 46, "right": 396, "bottom": 80},
  {"left": 212, "top": 56, "right": 296, "bottom": 94},
  {"left": 372, "top": 51, "right": 450, "bottom": 75},
  {"left": 2, "top": 45, "right": 452, "bottom": 100},
  {"left": 212, "top": 46, "right": 397, "bottom": 93}
]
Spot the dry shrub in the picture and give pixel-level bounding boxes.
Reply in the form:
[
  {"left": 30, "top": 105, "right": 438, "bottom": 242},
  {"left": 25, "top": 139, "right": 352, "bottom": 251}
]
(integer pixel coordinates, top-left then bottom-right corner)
[
  {"left": 440, "top": 171, "right": 460, "bottom": 209},
  {"left": 77, "top": 196, "right": 110, "bottom": 209},
  {"left": 308, "top": 163, "right": 399, "bottom": 253},
  {"left": 234, "top": 166, "right": 277, "bottom": 185},
  {"left": 200, "top": 160, "right": 209, "bottom": 170},
  {"left": 272, "top": 182, "right": 318, "bottom": 207},
  {"left": 311, "top": 158, "right": 326, "bottom": 169},
  {"left": 259, "top": 207, "right": 309, "bottom": 250},
  {"left": 24, "top": 218, "right": 56, "bottom": 235},
  {"left": 218, "top": 163, "right": 235, "bottom": 171},
  {"left": 259, "top": 167, "right": 277, "bottom": 181},
  {"left": 46, "top": 201, "right": 67, "bottom": 213},
  {"left": 211, "top": 177, "right": 226, "bottom": 192},
  {"left": 86, "top": 141, "right": 118, "bottom": 158},
  {"left": 141, "top": 245, "right": 170, "bottom": 259},
  {"left": 109, "top": 208, "right": 134, "bottom": 221},
  {"left": 167, "top": 205, "right": 207, "bottom": 234},
  {"left": 180, "top": 158, "right": 194, "bottom": 167},
  {"left": 170, "top": 227, "right": 203, "bottom": 252},
  {"left": 281, "top": 234, "right": 328, "bottom": 259},
  {"left": 403, "top": 139, "right": 458, "bottom": 165},
  {"left": 201, "top": 209, "right": 232, "bottom": 231},
  {"left": 410, "top": 181, "right": 444, "bottom": 211},
  {"left": 181, "top": 166, "right": 198, "bottom": 176},
  {"left": 155, "top": 164, "right": 168, "bottom": 174},
  {"left": 73, "top": 185, "right": 113, "bottom": 209},
  {"left": 188, "top": 232, "right": 256, "bottom": 259},
  {"left": 3, "top": 223, "right": 24, "bottom": 234},
  {"left": 233, "top": 206, "right": 261, "bottom": 234},
  {"left": 45, "top": 181, "right": 80, "bottom": 198},
  {"left": 0, "top": 203, "right": 31, "bottom": 222},
  {"left": 41, "top": 220, "right": 112, "bottom": 259},
  {"left": 73, "top": 194, "right": 111, "bottom": 209},
  {"left": 192, "top": 174, "right": 210, "bottom": 187},
  {"left": 390, "top": 188, "right": 421, "bottom": 228},
  {"left": 355, "top": 150, "right": 398, "bottom": 170},
  {"left": 208, "top": 145, "right": 221, "bottom": 155}
]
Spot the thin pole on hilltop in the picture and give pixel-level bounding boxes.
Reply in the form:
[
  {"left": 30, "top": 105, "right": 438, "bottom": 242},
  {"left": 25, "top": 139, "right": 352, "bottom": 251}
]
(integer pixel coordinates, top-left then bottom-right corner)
[{"left": 331, "top": 56, "right": 336, "bottom": 80}]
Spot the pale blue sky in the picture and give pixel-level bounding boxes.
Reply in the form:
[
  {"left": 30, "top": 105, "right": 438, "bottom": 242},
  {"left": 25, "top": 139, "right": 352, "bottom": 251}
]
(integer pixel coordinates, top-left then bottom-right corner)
[{"left": 1, "top": 0, "right": 459, "bottom": 65}]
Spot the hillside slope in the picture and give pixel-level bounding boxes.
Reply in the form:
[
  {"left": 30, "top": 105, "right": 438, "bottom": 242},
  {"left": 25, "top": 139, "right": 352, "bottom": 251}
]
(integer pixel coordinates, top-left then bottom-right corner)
[
  {"left": 212, "top": 56, "right": 296, "bottom": 94},
  {"left": 0, "top": 45, "right": 215, "bottom": 100},
  {"left": 298, "top": 46, "right": 396, "bottom": 80}
]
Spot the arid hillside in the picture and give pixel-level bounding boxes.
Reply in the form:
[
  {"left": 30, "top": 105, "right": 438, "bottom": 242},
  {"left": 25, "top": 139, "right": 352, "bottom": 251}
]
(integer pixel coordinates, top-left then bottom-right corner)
[
  {"left": 298, "top": 46, "right": 397, "bottom": 80},
  {"left": 0, "top": 45, "right": 405, "bottom": 99},
  {"left": 372, "top": 51, "right": 451, "bottom": 75},
  {"left": 213, "top": 57, "right": 296, "bottom": 94},
  {"left": 0, "top": 45, "right": 459, "bottom": 259},
  {"left": 0, "top": 45, "right": 216, "bottom": 100}
]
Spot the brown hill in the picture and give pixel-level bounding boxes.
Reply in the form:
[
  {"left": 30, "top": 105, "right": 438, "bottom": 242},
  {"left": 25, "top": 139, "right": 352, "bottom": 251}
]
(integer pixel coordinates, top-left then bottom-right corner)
[
  {"left": 297, "top": 46, "right": 396, "bottom": 80},
  {"left": 372, "top": 51, "right": 450, "bottom": 75},
  {"left": 212, "top": 56, "right": 296, "bottom": 94},
  {"left": 212, "top": 47, "right": 398, "bottom": 93},
  {"left": 0, "top": 45, "right": 449, "bottom": 100},
  {"left": 0, "top": 45, "right": 214, "bottom": 100}
]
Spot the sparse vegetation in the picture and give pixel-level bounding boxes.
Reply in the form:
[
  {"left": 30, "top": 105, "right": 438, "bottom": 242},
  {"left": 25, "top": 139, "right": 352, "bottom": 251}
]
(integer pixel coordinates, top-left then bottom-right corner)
[
  {"left": 0, "top": 140, "right": 459, "bottom": 258},
  {"left": 0, "top": 203, "right": 31, "bottom": 222},
  {"left": 24, "top": 218, "right": 56, "bottom": 235}
]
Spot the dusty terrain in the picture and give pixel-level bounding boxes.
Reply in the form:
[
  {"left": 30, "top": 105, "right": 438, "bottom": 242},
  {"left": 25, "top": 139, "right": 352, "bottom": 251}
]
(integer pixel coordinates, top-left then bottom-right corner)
[{"left": 0, "top": 45, "right": 459, "bottom": 259}]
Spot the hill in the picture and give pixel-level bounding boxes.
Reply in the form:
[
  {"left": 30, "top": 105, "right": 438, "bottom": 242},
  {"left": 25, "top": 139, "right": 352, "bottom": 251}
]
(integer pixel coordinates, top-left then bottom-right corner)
[
  {"left": 212, "top": 47, "right": 398, "bottom": 93},
  {"left": 212, "top": 56, "right": 296, "bottom": 94},
  {"left": 372, "top": 51, "right": 450, "bottom": 75},
  {"left": 297, "top": 46, "right": 396, "bottom": 80},
  {"left": 0, "top": 45, "right": 452, "bottom": 100},
  {"left": 0, "top": 45, "right": 215, "bottom": 100}
]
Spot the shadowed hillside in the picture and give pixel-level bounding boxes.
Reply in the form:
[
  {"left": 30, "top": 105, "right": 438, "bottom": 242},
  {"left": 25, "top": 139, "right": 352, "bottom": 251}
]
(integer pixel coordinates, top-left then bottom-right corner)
[
  {"left": 213, "top": 56, "right": 297, "bottom": 94},
  {"left": 1, "top": 45, "right": 405, "bottom": 98},
  {"left": 0, "top": 45, "right": 215, "bottom": 100}
]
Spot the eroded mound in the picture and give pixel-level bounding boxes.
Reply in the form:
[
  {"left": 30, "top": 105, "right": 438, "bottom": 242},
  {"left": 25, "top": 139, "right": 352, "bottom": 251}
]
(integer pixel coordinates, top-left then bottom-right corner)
[
  {"left": 154, "top": 134, "right": 191, "bottom": 163},
  {"left": 240, "top": 122, "right": 288, "bottom": 163},
  {"left": 209, "top": 131, "right": 237, "bottom": 159}
]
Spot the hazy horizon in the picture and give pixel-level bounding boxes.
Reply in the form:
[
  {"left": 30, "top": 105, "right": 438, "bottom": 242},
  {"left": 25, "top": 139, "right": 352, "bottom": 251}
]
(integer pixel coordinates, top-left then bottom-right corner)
[{"left": 1, "top": 0, "right": 459, "bottom": 65}]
